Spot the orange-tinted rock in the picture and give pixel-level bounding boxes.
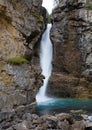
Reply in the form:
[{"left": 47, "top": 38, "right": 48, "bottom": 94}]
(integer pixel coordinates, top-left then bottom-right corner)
[{"left": 0, "top": 0, "right": 45, "bottom": 60}]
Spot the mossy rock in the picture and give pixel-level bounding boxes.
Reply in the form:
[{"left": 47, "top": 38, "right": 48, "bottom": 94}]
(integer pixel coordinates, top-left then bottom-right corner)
[
  {"left": 31, "top": 12, "right": 44, "bottom": 23},
  {"left": 7, "top": 57, "right": 29, "bottom": 65}
]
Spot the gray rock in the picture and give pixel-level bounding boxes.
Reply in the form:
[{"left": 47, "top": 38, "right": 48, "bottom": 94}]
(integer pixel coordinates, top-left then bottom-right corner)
[{"left": 49, "top": 0, "right": 92, "bottom": 99}]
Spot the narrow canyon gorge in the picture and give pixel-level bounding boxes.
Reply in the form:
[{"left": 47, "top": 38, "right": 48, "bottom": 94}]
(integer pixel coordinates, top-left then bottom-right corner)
[{"left": 0, "top": 0, "right": 92, "bottom": 129}]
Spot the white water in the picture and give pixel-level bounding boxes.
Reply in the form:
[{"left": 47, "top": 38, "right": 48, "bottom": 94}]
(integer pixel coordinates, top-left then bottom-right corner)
[
  {"left": 36, "top": 0, "right": 59, "bottom": 103},
  {"left": 36, "top": 24, "right": 53, "bottom": 103}
]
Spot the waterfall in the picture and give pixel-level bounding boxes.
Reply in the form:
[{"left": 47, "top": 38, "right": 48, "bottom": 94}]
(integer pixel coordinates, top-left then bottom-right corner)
[
  {"left": 36, "top": 24, "right": 53, "bottom": 103},
  {"left": 36, "top": 0, "right": 59, "bottom": 103},
  {"left": 39, "top": 24, "right": 53, "bottom": 95}
]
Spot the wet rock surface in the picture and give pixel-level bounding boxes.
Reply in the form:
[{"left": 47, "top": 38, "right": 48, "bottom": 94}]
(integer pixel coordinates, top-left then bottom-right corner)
[{"left": 49, "top": 0, "right": 92, "bottom": 99}]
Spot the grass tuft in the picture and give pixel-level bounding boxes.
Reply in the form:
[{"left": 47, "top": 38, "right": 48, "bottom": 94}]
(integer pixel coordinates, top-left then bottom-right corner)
[{"left": 7, "top": 57, "right": 29, "bottom": 65}]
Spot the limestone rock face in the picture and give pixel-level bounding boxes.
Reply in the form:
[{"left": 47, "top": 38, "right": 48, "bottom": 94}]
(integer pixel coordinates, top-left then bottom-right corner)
[
  {"left": 0, "top": 0, "right": 45, "bottom": 126},
  {"left": 0, "top": 0, "right": 45, "bottom": 60},
  {"left": 49, "top": 0, "right": 92, "bottom": 98},
  {"left": 0, "top": 62, "right": 43, "bottom": 114},
  {"left": 0, "top": 63, "right": 44, "bottom": 129}
]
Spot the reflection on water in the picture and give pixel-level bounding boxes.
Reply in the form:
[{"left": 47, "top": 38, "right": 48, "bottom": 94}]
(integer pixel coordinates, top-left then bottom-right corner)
[{"left": 36, "top": 98, "right": 92, "bottom": 115}]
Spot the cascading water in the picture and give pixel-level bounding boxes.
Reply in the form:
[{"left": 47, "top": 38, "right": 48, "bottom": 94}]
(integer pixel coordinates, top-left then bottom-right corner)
[
  {"left": 39, "top": 24, "right": 53, "bottom": 95},
  {"left": 36, "top": 0, "right": 92, "bottom": 118},
  {"left": 36, "top": 24, "right": 53, "bottom": 103},
  {"left": 36, "top": 0, "right": 55, "bottom": 103}
]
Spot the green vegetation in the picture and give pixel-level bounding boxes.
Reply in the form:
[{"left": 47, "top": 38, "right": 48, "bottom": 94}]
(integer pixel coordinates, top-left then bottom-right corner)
[
  {"left": 46, "top": 11, "right": 51, "bottom": 23},
  {"left": 85, "top": 3, "right": 92, "bottom": 10},
  {"left": 31, "top": 11, "right": 51, "bottom": 24},
  {"left": 7, "top": 57, "right": 29, "bottom": 65},
  {"left": 31, "top": 12, "right": 44, "bottom": 23}
]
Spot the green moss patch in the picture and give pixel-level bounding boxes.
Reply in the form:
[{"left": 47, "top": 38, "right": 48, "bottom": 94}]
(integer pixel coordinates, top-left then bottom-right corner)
[{"left": 7, "top": 57, "right": 29, "bottom": 65}]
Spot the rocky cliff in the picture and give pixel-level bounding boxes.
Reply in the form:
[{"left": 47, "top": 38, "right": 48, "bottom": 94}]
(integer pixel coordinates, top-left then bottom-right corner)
[
  {"left": 0, "top": 0, "right": 45, "bottom": 125},
  {"left": 0, "top": 0, "right": 92, "bottom": 129},
  {"left": 48, "top": 0, "right": 92, "bottom": 99},
  {"left": 0, "top": 0, "right": 46, "bottom": 60}
]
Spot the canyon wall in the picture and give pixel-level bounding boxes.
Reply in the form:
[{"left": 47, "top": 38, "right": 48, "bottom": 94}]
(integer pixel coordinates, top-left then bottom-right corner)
[
  {"left": 48, "top": 0, "right": 92, "bottom": 99},
  {"left": 0, "top": 0, "right": 46, "bottom": 60},
  {"left": 0, "top": 0, "right": 45, "bottom": 126}
]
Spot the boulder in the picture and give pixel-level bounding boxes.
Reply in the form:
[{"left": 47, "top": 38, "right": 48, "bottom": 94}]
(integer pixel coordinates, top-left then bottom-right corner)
[{"left": 5, "top": 113, "right": 88, "bottom": 130}]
